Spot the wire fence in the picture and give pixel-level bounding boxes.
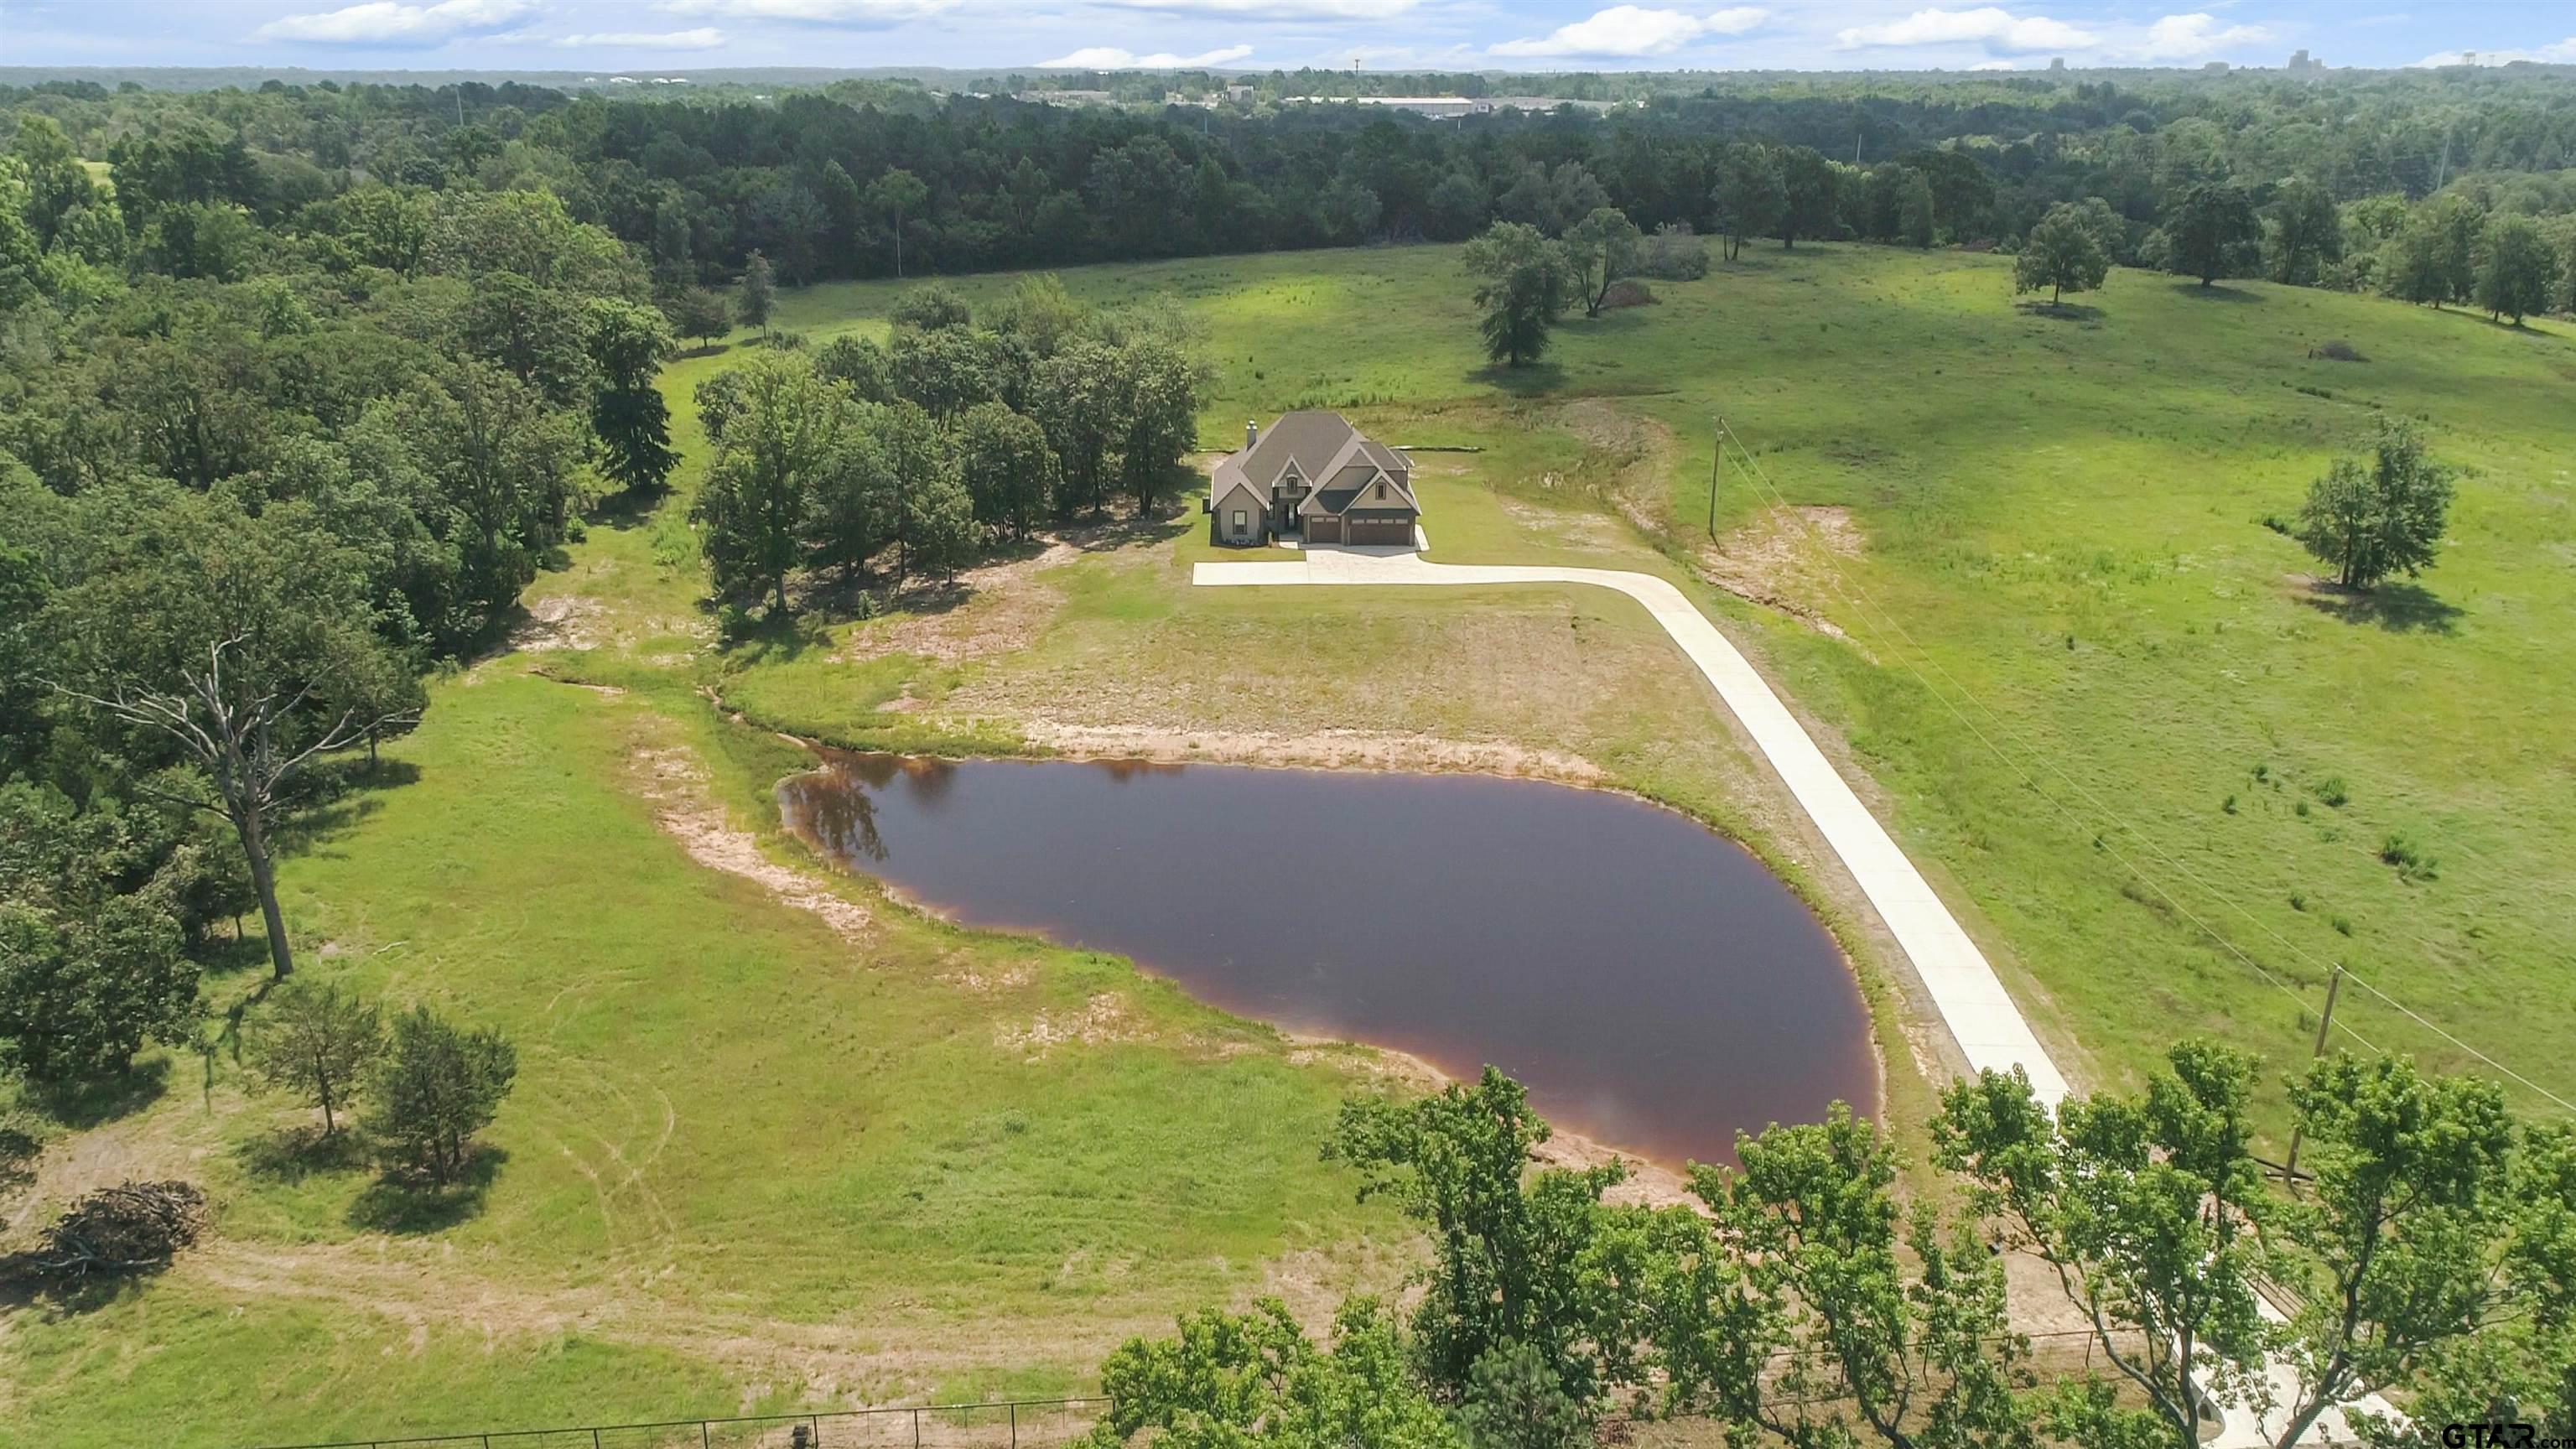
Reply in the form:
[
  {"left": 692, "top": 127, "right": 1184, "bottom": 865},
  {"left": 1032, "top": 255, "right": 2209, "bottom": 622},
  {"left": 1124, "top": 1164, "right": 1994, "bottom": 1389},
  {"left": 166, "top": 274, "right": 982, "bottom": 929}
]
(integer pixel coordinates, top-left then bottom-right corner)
[
  {"left": 247, "top": 1399, "right": 1109, "bottom": 1449},
  {"left": 245, "top": 1328, "right": 2181, "bottom": 1449}
]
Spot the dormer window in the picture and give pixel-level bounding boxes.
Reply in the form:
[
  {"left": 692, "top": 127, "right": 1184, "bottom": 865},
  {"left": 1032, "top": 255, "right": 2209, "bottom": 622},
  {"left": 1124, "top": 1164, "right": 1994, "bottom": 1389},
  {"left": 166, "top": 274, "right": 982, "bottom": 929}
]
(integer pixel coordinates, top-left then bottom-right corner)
[{"left": 1374, "top": 482, "right": 1386, "bottom": 499}]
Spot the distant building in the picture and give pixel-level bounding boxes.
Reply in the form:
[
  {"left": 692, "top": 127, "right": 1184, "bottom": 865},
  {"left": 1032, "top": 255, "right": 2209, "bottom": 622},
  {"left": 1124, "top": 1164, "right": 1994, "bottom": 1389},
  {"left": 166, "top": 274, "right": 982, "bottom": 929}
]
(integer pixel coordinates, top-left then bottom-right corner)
[
  {"left": 2287, "top": 49, "right": 2326, "bottom": 74},
  {"left": 1283, "top": 94, "right": 1628, "bottom": 119},
  {"left": 2049, "top": 57, "right": 2066, "bottom": 72},
  {"left": 1018, "top": 89, "right": 1116, "bottom": 106}
]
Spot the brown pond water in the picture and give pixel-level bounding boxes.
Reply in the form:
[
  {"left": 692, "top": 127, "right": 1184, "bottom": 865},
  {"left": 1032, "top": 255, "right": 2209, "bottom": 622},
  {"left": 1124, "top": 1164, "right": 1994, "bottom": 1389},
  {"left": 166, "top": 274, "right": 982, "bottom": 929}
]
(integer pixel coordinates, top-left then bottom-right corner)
[{"left": 779, "top": 752, "right": 1873, "bottom": 1167}]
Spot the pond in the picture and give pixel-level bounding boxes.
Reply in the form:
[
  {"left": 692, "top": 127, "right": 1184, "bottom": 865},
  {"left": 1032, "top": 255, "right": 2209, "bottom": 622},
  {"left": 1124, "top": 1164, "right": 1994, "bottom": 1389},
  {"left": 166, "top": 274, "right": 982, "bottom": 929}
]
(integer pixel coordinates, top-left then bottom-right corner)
[{"left": 779, "top": 752, "right": 1873, "bottom": 1167}]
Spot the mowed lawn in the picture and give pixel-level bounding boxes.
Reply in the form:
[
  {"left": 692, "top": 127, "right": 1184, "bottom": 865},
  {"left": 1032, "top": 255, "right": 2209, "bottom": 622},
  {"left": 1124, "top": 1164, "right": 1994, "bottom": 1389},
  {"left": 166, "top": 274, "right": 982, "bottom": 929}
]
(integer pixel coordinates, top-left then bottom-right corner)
[{"left": 752, "top": 242, "right": 2576, "bottom": 1116}]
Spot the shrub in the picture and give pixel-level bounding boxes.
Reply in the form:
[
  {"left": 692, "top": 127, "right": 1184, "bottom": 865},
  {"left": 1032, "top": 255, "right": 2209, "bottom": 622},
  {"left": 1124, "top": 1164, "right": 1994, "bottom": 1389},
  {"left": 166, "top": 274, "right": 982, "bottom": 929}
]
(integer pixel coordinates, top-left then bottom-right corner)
[
  {"left": 2379, "top": 832, "right": 2438, "bottom": 881},
  {"left": 2313, "top": 776, "right": 2350, "bottom": 808},
  {"left": 366, "top": 1006, "right": 517, "bottom": 1187},
  {"left": 2314, "top": 339, "right": 2366, "bottom": 361},
  {"left": 1630, "top": 223, "right": 1710, "bottom": 280},
  {"left": 33, "top": 1181, "right": 207, "bottom": 1283},
  {"left": 1599, "top": 278, "right": 1659, "bottom": 309}
]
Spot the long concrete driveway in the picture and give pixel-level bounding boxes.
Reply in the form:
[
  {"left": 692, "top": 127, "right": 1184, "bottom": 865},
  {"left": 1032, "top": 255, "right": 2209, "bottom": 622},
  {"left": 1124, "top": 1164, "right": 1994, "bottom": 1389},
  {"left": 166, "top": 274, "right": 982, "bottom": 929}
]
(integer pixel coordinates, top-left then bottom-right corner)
[
  {"left": 1197, "top": 543, "right": 2072, "bottom": 1109},
  {"left": 1197, "top": 543, "right": 2387, "bottom": 1446}
]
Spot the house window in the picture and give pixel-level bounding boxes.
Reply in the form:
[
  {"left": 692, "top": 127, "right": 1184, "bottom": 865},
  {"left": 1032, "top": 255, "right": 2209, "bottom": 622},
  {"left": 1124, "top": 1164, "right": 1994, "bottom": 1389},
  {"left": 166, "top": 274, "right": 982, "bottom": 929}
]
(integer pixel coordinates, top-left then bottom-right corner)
[
  {"left": 1230, "top": 510, "right": 1247, "bottom": 531},
  {"left": 1375, "top": 482, "right": 1386, "bottom": 499}
]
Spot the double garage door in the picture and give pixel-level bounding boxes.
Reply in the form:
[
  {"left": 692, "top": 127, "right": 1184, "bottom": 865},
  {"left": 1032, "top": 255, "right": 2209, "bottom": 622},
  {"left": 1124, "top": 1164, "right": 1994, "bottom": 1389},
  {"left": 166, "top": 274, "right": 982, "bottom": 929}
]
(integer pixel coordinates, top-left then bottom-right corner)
[{"left": 1342, "top": 517, "right": 1415, "bottom": 546}]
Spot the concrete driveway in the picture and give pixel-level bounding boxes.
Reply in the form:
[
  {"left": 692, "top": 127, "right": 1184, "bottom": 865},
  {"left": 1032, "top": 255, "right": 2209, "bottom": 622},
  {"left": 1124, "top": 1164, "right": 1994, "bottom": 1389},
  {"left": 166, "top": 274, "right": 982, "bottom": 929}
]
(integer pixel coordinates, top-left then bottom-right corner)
[
  {"left": 1198, "top": 543, "right": 2072, "bottom": 1109},
  {"left": 1197, "top": 540, "right": 2391, "bottom": 1446}
]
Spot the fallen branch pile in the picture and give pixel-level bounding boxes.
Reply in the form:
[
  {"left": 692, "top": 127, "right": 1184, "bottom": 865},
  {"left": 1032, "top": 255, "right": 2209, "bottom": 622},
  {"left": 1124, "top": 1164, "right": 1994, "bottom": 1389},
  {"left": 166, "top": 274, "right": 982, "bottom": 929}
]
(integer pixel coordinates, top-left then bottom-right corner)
[{"left": 34, "top": 1180, "right": 209, "bottom": 1281}]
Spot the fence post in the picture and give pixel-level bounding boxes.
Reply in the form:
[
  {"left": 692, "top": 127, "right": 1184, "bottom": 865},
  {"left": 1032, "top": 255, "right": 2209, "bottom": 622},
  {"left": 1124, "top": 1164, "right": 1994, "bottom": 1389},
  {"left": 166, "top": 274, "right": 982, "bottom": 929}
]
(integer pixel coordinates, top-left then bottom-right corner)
[
  {"left": 593, "top": 1431, "right": 603, "bottom": 1449},
  {"left": 812, "top": 1414, "right": 823, "bottom": 1447},
  {"left": 703, "top": 1422, "right": 712, "bottom": 1449},
  {"left": 1010, "top": 1402, "right": 1018, "bottom": 1449}
]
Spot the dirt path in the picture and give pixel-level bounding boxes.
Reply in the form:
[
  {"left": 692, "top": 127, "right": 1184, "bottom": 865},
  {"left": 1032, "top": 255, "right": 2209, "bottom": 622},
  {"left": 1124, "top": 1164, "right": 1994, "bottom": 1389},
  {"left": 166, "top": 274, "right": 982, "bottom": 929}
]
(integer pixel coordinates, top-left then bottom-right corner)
[{"left": 626, "top": 744, "right": 872, "bottom": 943}]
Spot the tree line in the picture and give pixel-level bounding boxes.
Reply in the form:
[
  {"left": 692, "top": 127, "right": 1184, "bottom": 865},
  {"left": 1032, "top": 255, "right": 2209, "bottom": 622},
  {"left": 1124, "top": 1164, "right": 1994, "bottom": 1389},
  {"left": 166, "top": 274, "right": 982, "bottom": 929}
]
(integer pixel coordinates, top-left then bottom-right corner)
[
  {"left": 1089, "top": 1050, "right": 2573, "bottom": 1449},
  {"left": 2, "top": 117, "right": 682, "bottom": 1094},
  {"left": 8, "top": 67, "right": 2576, "bottom": 313},
  {"left": 688, "top": 276, "right": 1202, "bottom": 616}
]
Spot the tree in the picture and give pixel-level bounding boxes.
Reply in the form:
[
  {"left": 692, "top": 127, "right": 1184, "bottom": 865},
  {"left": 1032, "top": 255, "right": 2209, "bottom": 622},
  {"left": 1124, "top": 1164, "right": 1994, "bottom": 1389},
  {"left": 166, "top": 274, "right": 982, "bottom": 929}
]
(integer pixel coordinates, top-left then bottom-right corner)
[
  {"left": 247, "top": 982, "right": 384, "bottom": 1138},
  {"left": 1031, "top": 340, "right": 1129, "bottom": 516},
  {"left": 2293, "top": 418, "right": 2454, "bottom": 591},
  {"left": 957, "top": 402, "right": 1057, "bottom": 540},
  {"left": 667, "top": 286, "right": 730, "bottom": 351},
  {"left": 366, "top": 1005, "right": 515, "bottom": 1187},
  {"left": 1084, "top": 1297, "right": 1462, "bottom": 1449},
  {"left": 1459, "top": 1339, "right": 1592, "bottom": 1449},
  {"left": 2267, "top": 178, "right": 2344, "bottom": 285},
  {"left": 692, "top": 352, "right": 846, "bottom": 613},
  {"left": 737, "top": 249, "right": 775, "bottom": 337},
  {"left": 890, "top": 325, "right": 1004, "bottom": 422},
  {"left": 800, "top": 421, "right": 896, "bottom": 583},
  {"left": 2269, "top": 1054, "right": 2519, "bottom": 1449},
  {"left": 1775, "top": 146, "right": 1840, "bottom": 248},
  {"left": 2015, "top": 203, "right": 2111, "bottom": 307},
  {"left": 47, "top": 493, "right": 421, "bottom": 982},
  {"left": 1319, "top": 175, "right": 1383, "bottom": 244},
  {"left": 2473, "top": 214, "right": 2555, "bottom": 325},
  {"left": 584, "top": 298, "right": 678, "bottom": 495},
  {"left": 1325, "top": 1067, "right": 1647, "bottom": 1405},
  {"left": 1115, "top": 337, "right": 1202, "bottom": 514},
  {"left": 1935, "top": 1042, "right": 2272, "bottom": 1449},
  {"left": 865, "top": 168, "right": 929, "bottom": 279},
  {"left": 1711, "top": 143, "right": 1784, "bottom": 262},
  {"left": 1426, "top": 171, "right": 1489, "bottom": 242},
  {"left": 1564, "top": 206, "right": 1640, "bottom": 318},
  {"left": 0, "top": 790, "right": 199, "bottom": 1085},
  {"left": 2385, "top": 197, "right": 2480, "bottom": 308},
  {"left": 872, "top": 399, "right": 973, "bottom": 584},
  {"left": 2165, "top": 182, "right": 2262, "bottom": 287},
  {"left": 1662, "top": 1104, "right": 2038, "bottom": 1449},
  {"left": 815, "top": 335, "right": 896, "bottom": 403},
  {"left": 1462, "top": 222, "right": 1572, "bottom": 369},
  {"left": 1896, "top": 168, "right": 1937, "bottom": 248},
  {"left": 889, "top": 283, "right": 972, "bottom": 333}
]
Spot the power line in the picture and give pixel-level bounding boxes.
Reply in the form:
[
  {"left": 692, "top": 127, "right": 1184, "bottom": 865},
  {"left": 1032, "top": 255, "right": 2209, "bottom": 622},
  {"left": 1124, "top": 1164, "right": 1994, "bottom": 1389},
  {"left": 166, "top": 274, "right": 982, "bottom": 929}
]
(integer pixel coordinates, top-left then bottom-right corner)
[{"left": 1710, "top": 425, "right": 2564, "bottom": 1110}]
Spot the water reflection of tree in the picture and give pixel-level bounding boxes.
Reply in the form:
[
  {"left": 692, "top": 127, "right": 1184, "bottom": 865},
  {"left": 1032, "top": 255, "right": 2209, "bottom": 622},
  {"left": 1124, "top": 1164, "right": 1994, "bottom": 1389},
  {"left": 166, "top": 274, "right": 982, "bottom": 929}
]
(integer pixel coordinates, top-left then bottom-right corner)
[
  {"left": 782, "top": 772, "right": 887, "bottom": 864},
  {"left": 1098, "top": 759, "right": 1182, "bottom": 783},
  {"left": 898, "top": 756, "right": 957, "bottom": 810}
]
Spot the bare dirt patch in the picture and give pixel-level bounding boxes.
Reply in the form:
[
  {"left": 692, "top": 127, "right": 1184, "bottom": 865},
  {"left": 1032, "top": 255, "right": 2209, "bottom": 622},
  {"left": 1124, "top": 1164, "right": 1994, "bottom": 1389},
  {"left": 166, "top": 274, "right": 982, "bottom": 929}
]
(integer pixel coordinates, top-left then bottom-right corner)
[
  {"left": 1019, "top": 721, "right": 1606, "bottom": 784},
  {"left": 1699, "top": 504, "right": 1866, "bottom": 642},
  {"left": 839, "top": 541, "right": 1081, "bottom": 667},
  {"left": 995, "top": 993, "right": 1152, "bottom": 1057},
  {"left": 627, "top": 745, "right": 872, "bottom": 943},
  {"left": 511, "top": 594, "right": 605, "bottom": 653}
]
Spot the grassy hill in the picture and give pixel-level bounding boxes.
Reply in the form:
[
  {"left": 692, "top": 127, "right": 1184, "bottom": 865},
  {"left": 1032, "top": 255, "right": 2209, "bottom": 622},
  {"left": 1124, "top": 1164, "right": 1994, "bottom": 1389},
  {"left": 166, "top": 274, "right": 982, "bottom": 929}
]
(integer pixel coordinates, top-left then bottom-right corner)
[
  {"left": 753, "top": 242, "right": 2576, "bottom": 1115},
  {"left": 6, "top": 239, "right": 2568, "bottom": 1446}
]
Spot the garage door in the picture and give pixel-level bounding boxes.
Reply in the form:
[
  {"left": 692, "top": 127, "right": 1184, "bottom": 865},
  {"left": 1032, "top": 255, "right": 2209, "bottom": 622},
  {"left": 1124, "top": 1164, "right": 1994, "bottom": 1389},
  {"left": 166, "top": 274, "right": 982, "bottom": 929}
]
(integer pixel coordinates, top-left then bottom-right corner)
[
  {"left": 1345, "top": 518, "right": 1413, "bottom": 545},
  {"left": 1306, "top": 517, "right": 1343, "bottom": 543}
]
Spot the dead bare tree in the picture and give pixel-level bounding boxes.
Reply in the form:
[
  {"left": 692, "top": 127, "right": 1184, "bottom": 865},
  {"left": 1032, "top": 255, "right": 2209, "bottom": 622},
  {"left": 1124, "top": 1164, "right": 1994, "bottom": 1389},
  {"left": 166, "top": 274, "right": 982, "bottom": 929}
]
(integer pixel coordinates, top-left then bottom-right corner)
[{"left": 54, "top": 633, "right": 418, "bottom": 982}]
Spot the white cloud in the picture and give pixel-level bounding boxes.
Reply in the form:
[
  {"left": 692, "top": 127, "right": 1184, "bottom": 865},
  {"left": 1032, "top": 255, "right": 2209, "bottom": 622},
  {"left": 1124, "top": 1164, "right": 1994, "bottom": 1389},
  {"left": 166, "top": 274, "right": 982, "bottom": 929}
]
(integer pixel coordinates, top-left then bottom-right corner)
[
  {"left": 1836, "top": 6, "right": 2096, "bottom": 53},
  {"left": 255, "top": 0, "right": 532, "bottom": 44},
  {"left": 655, "top": 0, "right": 953, "bottom": 25},
  {"left": 1088, "top": 0, "right": 1417, "bottom": 21},
  {"left": 1490, "top": 4, "right": 1765, "bottom": 58},
  {"left": 2411, "top": 38, "right": 2576, "bottom": 66},
  {"left": 554, "top": 26, "right": 725, "bottom": 46},
  {"left": 1036, "top": 43, "right": 1255, "bottom": 67},
  {"left": 2133, "top": 13, "right": 2268, "bottom": 60}
]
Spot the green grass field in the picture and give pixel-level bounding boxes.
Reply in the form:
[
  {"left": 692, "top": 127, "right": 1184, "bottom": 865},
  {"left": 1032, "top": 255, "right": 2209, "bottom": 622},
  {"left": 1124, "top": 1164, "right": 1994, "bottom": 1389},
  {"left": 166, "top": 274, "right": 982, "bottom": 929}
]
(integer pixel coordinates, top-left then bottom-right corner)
[
  {"left": 7, "top": 239, "right": 2570, "bottom": 1446},
  {"left": 749, "top": 242, "right": 2576, "bottom": 1117}
]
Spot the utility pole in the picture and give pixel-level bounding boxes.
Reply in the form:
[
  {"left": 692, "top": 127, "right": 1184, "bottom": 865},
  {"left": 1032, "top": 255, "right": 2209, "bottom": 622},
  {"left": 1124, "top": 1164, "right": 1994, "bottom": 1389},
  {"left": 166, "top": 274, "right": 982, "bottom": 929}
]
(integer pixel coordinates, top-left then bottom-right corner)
[
  {"left": 2281, "top": 963, "right": 2344, "bottom": 1195},
  {"left": 1708, "top": 418, "right": 1724, "bottom": 541}
]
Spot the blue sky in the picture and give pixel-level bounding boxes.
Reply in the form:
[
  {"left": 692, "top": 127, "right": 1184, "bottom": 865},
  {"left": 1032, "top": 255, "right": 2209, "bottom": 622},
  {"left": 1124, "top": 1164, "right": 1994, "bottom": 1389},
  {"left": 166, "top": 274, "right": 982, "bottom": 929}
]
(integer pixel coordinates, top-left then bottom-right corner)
[{"left": 4, "top": 0, "right": 2572, "bottom": 75}]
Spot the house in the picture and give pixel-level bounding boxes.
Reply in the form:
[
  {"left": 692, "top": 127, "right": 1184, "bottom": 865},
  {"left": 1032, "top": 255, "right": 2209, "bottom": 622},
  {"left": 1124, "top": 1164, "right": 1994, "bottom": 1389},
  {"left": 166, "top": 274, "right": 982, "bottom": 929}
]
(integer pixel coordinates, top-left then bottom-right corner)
[{"left": 1208, "top": 411, "right": 1420, "bottom": 547}]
